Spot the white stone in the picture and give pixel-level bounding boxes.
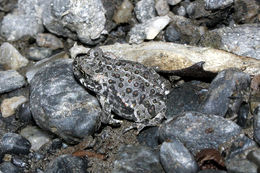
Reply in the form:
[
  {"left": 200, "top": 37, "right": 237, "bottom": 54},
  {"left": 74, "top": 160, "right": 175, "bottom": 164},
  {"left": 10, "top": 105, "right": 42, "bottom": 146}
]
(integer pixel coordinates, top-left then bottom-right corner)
[
  {"left": 1, "top": 96, "right": 27, "bottom": 118},
  {"left": 145, "top": 16, "right": 171, "bottom": 39},
  {"left": 167, "top": 0, "right": 182, "bottom": 6}
]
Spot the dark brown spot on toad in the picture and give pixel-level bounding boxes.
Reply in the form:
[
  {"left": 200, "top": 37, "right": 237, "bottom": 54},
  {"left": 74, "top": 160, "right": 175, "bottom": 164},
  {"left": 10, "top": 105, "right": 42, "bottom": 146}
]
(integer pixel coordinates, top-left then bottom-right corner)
[
  {"left": 133, "top": 91, "right": 138, "bottom": 97},
  {"left": 118, "top": 83, "right": 124, "bottom": 88},
  {"left": 126, "top": 88, "right": 132, "bottom": 93}
]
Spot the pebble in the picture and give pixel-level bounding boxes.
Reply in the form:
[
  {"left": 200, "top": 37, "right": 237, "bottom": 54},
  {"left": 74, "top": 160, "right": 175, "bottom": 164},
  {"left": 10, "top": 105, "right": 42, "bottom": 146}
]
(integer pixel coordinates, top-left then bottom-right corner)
[
  {"left": 137, "top": 127, "right": 159, "bottom": 148},
  {"left": 160, "top": 140, "right": 198, "bottom": 173},
  {"left": 112, "top": 145, "right": 164, "bottom": 173},
  {"left": 155, "top": 0, "right": 170, "bottom": 16},
  {"left": 134, "top": 0, "right": 156, "bottom": 23},
  {"left": 164, "top": 24, "right": 181, "bottom": 42},
  {"left": 176, "top": 6, "right": 186, "bottom": 16},
  {"left": 253, "top": 105, "right": 260, "bottom": 145},
  {"left": 113, "top": 0, "right": 134, "bottom": 24},
  {"left": 1, "top": 96, "right": 27, "bottom": 118},
  {"left": 199, "top": 24, "right": 260, "bottom": 60},
  {"left": 11, "top": 156, "right": 28, "bottom": 168},
  {"left": 0, "top": 162, "right": 21, "bottom": 173},
  {"left": 45, "top": 154, "right": 88, "bottom": 173},
  {"left": 20, "top": 125, "right": 53, "bottom": 151},
  {"left": 159, "top": 112, "right": 241, "bottom": 155},
  {"left": 29, "top": 58, "right": 101, "bottom": 143},
  {"left": 36, "top": 33, "right": 64, "bottom": 50},
  {"left": 205, "top": 0, "right": 234, "bottom": 10},
  {"left": 201, "top": 69, "right": 250, "bottom": 117},
  {"left": 28, "top": 47, "right": 53, "bottom": 61},
  {"left": 129, "top": 15, "right": 171, "bottom": 44},
  {"left": 42, "top": 0, "right": 106, "bottom": 45},
  {"left": 0, "top": 42, "right": 28, "bottom": 70},
  {"left": 16, "top": 102, "right": 33, "bottom": 123},
  {"left": 226, "top": 159, "right": 258, "bottom": 173},
  {"left": 0, "top": 70, "right": 26, "bottom": 94},
  {"left": 0, "top": 133, "right": 31, "bottom": 155},
  {"left": 167, "top": 0, "right": 182, "bottom": 6},
  {"left": 247, "top": 148, "right": 260, "bottom": 166},
  {"left": 198, "top": 170, "right": 227, "bottom": 173}
]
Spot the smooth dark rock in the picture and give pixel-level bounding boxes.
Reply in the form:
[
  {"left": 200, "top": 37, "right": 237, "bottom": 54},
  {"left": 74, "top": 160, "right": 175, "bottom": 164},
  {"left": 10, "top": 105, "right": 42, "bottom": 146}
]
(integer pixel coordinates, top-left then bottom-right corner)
[
  {"left": 29, "top": 58, "right": 101, "bottom": 143},
  {"left": 137, "top": 127, "right": 160, "bottom": 148},
  {"left": 226, "top": 159, "right": 258, "bottom": 173},
  {"left": 160, "top": 140, "right": 198, "bottom": 173},
  {"left": 11, "top": 156, "right": 28, "bottom": 168},
  {"left": 253, "top": 105, "right": 260, "bottom": 145},
  {"left": 165, "top": 24, "right": 181, "bottom": 42},
  {"left": 112, "top": 145, "right": 164, "bottom": 173},
  {"left": 42, "top": 0, "right": 106, "bottom": 45},
  {"left": 201, "top": 69, "right": 250, "bottom": 117},
  {"left": 166, "top": 81, "right": 208, "bottom": 119},
  {"left": 0, "top": 162, "right": 21, "bottom": 173},
  {"left": 205, "top": 0, "right": 233, "bottom": 10},
  {"left": 233, "top": 0, "right": 259, "bottom": 24},
  {"left": 0, "top": 133, "right": 31, "bottom": 155},
  {"left": 28, "top": 47, "right": 53, "bottom": 61},
  {"left": 159, "top": 112, "right": 241, "bottom": 154},
  {"left": 16, "top": 102, "right": 33, "bottom": 123},
  {"left": 237, "top": 103, "right": 250, "bottom": 128},
  {"left": 45, "top": 154, "right": 88, "bottom": 173},
  {"left": 0, "top": 70, "right": 26, "bottom": 94},
  {"left": 134, "top": 0, "right": 156, "bottom": 23},
  {"left": 199, "top": 24, "right": 260, "bottom": 60},
  {"left": 247, "top": 148, "right": 260, "bottom": 167}
]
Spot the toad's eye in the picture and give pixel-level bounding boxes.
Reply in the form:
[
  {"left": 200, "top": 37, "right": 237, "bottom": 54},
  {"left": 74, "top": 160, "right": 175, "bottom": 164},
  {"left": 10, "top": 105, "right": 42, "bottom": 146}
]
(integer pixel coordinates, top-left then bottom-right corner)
[{"left": 94, "top": 52, "right": 99, "bottom": 57}]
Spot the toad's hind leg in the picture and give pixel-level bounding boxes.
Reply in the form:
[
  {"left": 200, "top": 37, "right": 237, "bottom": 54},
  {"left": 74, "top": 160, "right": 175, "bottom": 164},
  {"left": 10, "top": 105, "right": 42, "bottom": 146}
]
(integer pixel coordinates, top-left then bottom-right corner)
[
  {"left": 98, "top": 95, "right": 122, "bottom": 126},
  {"left": 123, "top": 112, "right": 165, "bottom": 134}
]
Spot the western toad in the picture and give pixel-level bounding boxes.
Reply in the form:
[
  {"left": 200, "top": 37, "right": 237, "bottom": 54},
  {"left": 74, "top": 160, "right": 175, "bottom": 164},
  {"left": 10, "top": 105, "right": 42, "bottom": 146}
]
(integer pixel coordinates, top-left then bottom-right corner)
[{"left": 73, "top": 48, "right": 170, "bottom": 132}]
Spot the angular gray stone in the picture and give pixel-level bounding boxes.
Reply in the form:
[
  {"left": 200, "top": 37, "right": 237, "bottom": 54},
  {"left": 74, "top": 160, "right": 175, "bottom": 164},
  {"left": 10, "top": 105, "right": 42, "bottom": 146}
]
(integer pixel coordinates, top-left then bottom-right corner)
[
  {"left": 30, "top": 58, "right": 101, "bottom": 143},
  {"left": 159, "top": 112, "right": 242, "bottom": 154},
  {"left": 112, "top": 145, "right": 164, "bottom": 173},
  {"left": 42, "top": 0, "right": 107, "bottom": 45},
  {"left": 45, "top": 154, "right": 87, "bottom": 173},
  {"left": 199, "top": 24, "right": 260, "bottom": 60},
  {"left": 160, "top": 140, "right": 198, "bottom": 173},
  {"left": 226, "top": 159, "right": 258, "bottom": 173},
  {"left": 0, "top": 70, "right": 26, "bottom": 94},
  {"left": 201, "top": 69, "right": 250, "bottom": 117},
  {"left": 28, "top": 47, "right": 53, "bottom": 61},
  {"left": 134, "top": 0, "right": 156, "bottom": 23},
  {"left": 205, "top": 0, "right": 234, "bottom": 10}
]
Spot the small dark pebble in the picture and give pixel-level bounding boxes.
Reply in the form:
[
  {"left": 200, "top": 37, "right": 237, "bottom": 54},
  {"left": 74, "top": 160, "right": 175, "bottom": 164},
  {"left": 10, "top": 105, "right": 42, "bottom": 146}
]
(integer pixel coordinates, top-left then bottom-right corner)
[
  {"left": 16, "top": 102, "right": 33, "bottom": 123},
  {"left": 11, "top": 156, "right": 28, "bottom": 168},
  {"left": 0, "top": 162, "right": 21, "bottom": 173}
]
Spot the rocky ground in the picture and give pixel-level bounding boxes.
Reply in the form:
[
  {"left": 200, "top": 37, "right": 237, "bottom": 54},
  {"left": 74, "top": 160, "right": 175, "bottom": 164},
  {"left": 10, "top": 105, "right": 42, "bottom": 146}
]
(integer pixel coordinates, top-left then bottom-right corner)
[{"left": 0, "top": 0, "right": 259, "bottom": 172}]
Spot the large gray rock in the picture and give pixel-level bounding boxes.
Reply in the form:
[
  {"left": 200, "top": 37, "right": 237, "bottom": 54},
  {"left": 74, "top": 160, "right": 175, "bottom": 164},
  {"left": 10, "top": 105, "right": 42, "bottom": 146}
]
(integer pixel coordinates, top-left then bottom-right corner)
[
  {"left": 42, "top": 0, "right": 107, "bottom": 45},
  {"left": 160, "top": 140, "right": 198, "bottom": 173},
  {"left": 0, "top": 70, "right": 26, "bottom": 94},
  {"left": 29, "top": 58, "right": 101, "bottom": 143},
  {"left": 112, "top": 145, "right": 164, "bottom": 173},
  {"left": 199, "top": 24, "right": 260, "bottom": 60},
  {"left": 201, "top": 69, "right": 250, "bottom": 117},
  {"left": 0, "top": 0, "right": 49, "bottom": 41},
  {"left": 159, "top": 112, "right": 242, "bottom": 154}
]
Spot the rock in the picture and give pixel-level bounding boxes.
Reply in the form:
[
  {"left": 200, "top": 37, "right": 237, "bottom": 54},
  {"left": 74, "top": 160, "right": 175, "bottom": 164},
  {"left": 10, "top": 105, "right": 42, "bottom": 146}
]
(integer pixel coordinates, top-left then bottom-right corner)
[
  {"left": 28, "top": 47, "right": 53, "bottom": 61},
  {"left": 166, "top": 81, "right": 209, "bottom": 119},
  {"left": 134, "top": 0, "right": 156, "bottom": 23},
  {"left": 0, "top": 0, "right": 48, "bottom": 41},
  {"left": 201, "top": 69, "right": 250, "bottom": 117},
  {"left": 0, "top": 133, "right": 31, "bottom": 155},
  {"left": 113, "top": 0, "right": 134, "bottom": 24},
  {"left": 36, "top": 33, "right": 64, "bottom": 50},
  {"left": 155, "top": 0, "right": 170, "bottom": 16},
  {"left": 205, "top": 0, "right": 234, "bottom": 10},
  {"left": 253, "top": 105, "right": 260, "bottom": 145},
  {"left": 166, "top": 14, "right": 206, "bottom": 44},
  {"left": 167, "top": 0, "right": 182, "bottom": 6},
  {"left": 198, "top": 170, "right": 227, "bottom": 173},
  {"left": 0, "top": 42, "right": 29, "bottom": 70},
  {"left": 176, "top": 6, "right": 186, "bottom": 16},
  {"left": 199, "top": 24, "right": 260, "bottom": 60},
  {"left": 0, "top": 0, "right": 17, "bottom": 12},
  {"left": 70, "top": 42, "right": 260, "bottom": 76},
  {"left": 164, "top": 24, "right": 181, "bottom": 42},
  {"left": 160, "top": 140, "right": 198, "bottom": 173},
  {"left": 112, "top": 145, "right": 164, "bottom": 173},
  {"left": 42, "top": 0, "right": 107, "bottom": 45},
  {"left": 1, "top": 96, "right": 27, "bottom": 118},
  {"left": 233, "top": 0, "right": 259, "bottom": 24},
  {"left": 45, "top": 154, "right": 88, "bottom": 173},
  {"left": 11, "top": 156, "right": 28, "bottom": 168},
  {"left": 159, "top": 112, "right": 242, "bottom": 154},
  {"left": 128, "top": 16, "right": 171, "bottom": 44},
  {"left": 137, "top": 127, "right": 160, "bottom": 148},
  {"left": 236, "top": 103, "right": 250, "bottom": 128},
  {"left": 247, "top": 149, "right": 260, "bottom": 167},
  {"left": 20, "top": 125, "right": 53, "bottom": 151},
  {"left": 0, "top": 70, "right": 26, "bottom": 94},
  {"left": 29, "top": 58, "right": 101, "bottom": 143},
  {"left": 0, "top": 162, "right": 21, "bottom": 173},
  {"left": 226, "top": 159, "right": 258, "bottom": 173},
  {"left": 17, "top": 102, "right": 33, "bottom": 123}
]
